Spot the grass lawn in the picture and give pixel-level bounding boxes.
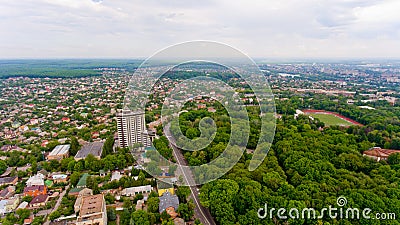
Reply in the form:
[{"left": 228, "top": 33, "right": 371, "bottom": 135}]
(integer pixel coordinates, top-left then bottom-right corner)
[{"left": 309, "top": 113, "right": 354, "bottom": 126}]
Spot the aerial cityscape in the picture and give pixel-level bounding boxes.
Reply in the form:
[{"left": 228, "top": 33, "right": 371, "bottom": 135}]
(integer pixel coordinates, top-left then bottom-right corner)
[
  {"left": 1, "top": 0, "right": 400, "bottom": 225},
  {"left": 0, "top": 58, "right": 399, "bottom": 225}
]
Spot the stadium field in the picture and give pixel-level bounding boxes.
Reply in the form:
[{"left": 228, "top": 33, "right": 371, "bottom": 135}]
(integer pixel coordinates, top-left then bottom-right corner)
[{"left": 309, "top": 113, "right": 355, "bottom": 126}]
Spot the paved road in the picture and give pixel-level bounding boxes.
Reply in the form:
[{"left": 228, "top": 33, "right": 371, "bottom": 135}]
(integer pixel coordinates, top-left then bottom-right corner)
[
  {"left": 53, "top": 185, "right": 69, "bottom": 213},
  {"left": 36, "top": 209, "right": 51, "bottom": 218},
  {"left": 43, "top": 185, "right": 69, "bottom": 225},
  {"left": 165, "top": 123, "right": 216, "bottom": 225}
]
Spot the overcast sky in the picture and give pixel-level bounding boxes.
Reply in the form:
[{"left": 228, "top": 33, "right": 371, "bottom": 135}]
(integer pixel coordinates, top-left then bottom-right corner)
[{"left": 1, "top": 0, "right": 400, "bottom": 59}]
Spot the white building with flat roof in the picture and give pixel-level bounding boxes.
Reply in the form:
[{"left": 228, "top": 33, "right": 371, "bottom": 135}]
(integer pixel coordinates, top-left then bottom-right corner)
[{"left": 121, "top": 185, "right": 152, "bottom": 196}]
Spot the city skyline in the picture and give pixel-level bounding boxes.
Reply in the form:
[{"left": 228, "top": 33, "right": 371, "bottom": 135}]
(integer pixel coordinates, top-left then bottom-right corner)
[{"left": 1, "top": 0, "right": 400, "bottom": 59}]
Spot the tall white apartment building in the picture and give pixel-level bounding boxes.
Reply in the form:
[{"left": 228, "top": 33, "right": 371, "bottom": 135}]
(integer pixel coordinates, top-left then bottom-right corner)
[{"left": 116, "top": 108, "right": 154, "bottom": 148}]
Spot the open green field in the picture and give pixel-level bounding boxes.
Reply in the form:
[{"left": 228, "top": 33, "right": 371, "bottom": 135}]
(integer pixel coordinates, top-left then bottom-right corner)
[{"left": 309, "top": 113, "right": 355, "bottom": 126}]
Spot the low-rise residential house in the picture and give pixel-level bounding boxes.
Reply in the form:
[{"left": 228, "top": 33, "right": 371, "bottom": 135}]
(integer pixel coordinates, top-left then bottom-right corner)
[
  {"left": 12, "top": 121, "right": 21, "bottom": 128},
  {"left": 52, "top": 174, "right": 68, "bottom": 184},
  {"left": 207, "top": 107, "right": 216, "bottom": 113},
  {"left": 0, "top": 167, "right": 14, "bottom": 177},
  {"left": 19, "top": 125, "right": 29, "bottom": 132},
  {"left": 58, "top": 138, "right": 68, "bottom": 144},
  {"left": 17, "top": 165, "right": 31, "bottom": 172},
  {"left": 38, "top": 169, "right": 49, "bottom": 177},
  {"left": 24, "top": 217, "right": 33, "bottom": 225},
  {"left": 31, "top": 127, "right": 41, "bottom": 134},
  {"left": 17, "top": 201, "right": 29, "bottom": 209},
  {"left": 1, "top": 145, "right": 19, "bottom": 152},
  {"left": 4, "top": 131, "right": 16, "bottom": 139},
  {"left": 159, "top": 192, "right": 179, "bottom": 219},
  {"left": 0, "top": 200, "right": 7, "bottom": 215},
  {"left": 110, "top": 171, "right": 122, "bottom": 181},
  {"left": 26, "top": 173, "right": 45, "bottom": 187},
  {"left": 0, "top": 177, "right": 18, "bottom": 186},
  {"left": 363, "top": 147, "right": 400, "bottom": 161},
  {"left": 5, "top": 197, "right": 19, "bottom": 211},
  {"left": 24, "top": 185, "right": 47, "bottom": 197},
  {"left": 91, "top": 131, "right": 100, "bottom": 139},
  {"left": 41, "top": 140, "right": 49, "bottom": 147},
  {"left": 157, "top": 180, "right": 175, "bottom": 196},
  {"left": 29, "top": 195, "right": 48, "bottom": 208},
  {"left": 30, "top": 119, "right": 39, "bottom": 125},
  {"left": 0, "top": 186, "right": 16, "bottom": 200},
  {"left": 77, "top": 173, "right": 89, "bottom": 189},
  {"left": 121, "top": 185, "right": 152, "bottom": 197}
]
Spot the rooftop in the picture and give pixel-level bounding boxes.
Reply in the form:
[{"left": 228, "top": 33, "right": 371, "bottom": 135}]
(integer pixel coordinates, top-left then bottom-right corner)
[
  {"left": 75, "top": 142, "right": 104, "bottom": 159},
  {"left": 157, "top": 178, "right": 176, "bottom": 190},
  {"left": 49, "top": 144, "right": 70, "bottom": 156},
  {"left": 77, "top": 173, "right": 89, "bottom": 188},
  {"left": 159, "top": 192, "right": 179, "bottom": 213},
  {"left": 30, "top": 194, "right": 48, "bottom": 204},
  {"left": 0, "top": 177, "right": 17, "bottom": 185},
  {"left": 24, "top": 185, "right": 46, "bottom": 193},
  {"left": 79, "top": 194, "right": 104, "bottom": 216},
  {"left": 52, "top": 174, "right": 68, "bottom": 179},
  {"left": 122, "top": 185, "right": 152, "bottom": 195},
  {"left": 363, "top": 147, "right": 400, "bottom": 159}
]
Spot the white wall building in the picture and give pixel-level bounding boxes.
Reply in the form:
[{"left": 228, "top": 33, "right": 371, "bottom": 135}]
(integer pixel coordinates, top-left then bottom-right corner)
[
  {"left": 26, "top": 173, "right": 45, "bottom": 187},
  {"left": 116, "top": 108, "right": 154, "bottom": 148}
]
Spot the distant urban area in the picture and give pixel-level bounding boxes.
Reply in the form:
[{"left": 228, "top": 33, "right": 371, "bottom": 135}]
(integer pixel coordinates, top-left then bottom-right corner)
[{"left": 0, "top": 59, "right": 399, "bottom": 225}]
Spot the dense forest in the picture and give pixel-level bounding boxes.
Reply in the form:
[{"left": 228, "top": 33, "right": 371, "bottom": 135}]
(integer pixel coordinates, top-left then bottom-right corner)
[
  {"left": 168, "top": 96, "right": 400, "bottom": 224},
  {"left": 0, "top": 59, "right": 141, "bottom": 78},
  {"left": 198, "top": 114, "right": 400, "bottom": 225}
]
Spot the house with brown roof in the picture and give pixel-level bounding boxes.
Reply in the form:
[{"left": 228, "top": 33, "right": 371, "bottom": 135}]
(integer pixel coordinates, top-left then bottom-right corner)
[
  {"left": 0, "top": 186, "right": 15, "bottom": 200},
  {"left": 24, "top": 185, "right": 47, "bottom": 197},
  {"left": 363, "top": 147, "right": 400, "bottom": 161},
  {"left": 0, "top": 177, "right": 18, "bottom": 186},
  {"left": 0, "top": 167, "right": 14, "bottom": 177},
  {"left": 29, "top": 195, "right": 48, "bottom": 208}
]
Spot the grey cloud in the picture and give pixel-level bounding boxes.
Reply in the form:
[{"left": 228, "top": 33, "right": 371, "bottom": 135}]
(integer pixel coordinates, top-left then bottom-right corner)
[{"left": 0, "top": 0, "right": 399, "bottom": 58}]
